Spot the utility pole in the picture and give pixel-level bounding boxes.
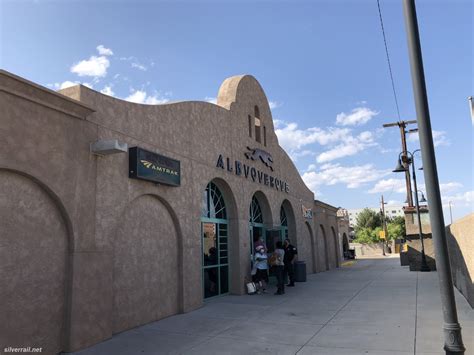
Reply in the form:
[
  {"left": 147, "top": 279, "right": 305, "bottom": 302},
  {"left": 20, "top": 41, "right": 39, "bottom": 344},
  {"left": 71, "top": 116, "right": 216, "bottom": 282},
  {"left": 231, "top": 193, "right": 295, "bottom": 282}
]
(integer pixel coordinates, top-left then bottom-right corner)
[
  {"left": 382, "top": 120, "right": 417, "bottom": 207},
  {"left": 380, "top": 195, "right": 388, "bottom": 256},
  {"left": 403, "top": 0, "right": 464, "bottom": 353}
]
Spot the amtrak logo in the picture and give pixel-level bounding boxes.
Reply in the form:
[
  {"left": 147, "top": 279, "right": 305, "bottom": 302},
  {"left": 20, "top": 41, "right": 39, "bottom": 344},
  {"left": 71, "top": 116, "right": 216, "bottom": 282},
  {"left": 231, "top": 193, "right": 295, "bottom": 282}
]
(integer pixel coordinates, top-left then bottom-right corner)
[
  {"left": 244, "top": 147, "right": 274, "bottom": 171},
  {"left": 140, "top": 160, "right": 179, "bottom": 176}
]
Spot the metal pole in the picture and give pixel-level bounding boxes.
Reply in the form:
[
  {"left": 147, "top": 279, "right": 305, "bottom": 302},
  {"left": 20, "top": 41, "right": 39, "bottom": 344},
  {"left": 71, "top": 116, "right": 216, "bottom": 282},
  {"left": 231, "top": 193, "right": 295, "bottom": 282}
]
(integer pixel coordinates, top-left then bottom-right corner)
[
  {"left": 402, "top": 0, "right": 465, "bottom": 353},
  {"left": 381, "top": 195, "right": 386, "bottom": 256},
  {"left": 410, "top": 151, "right": 429, "bottom": 272},
  {"left": 400, "top": 124, "right": 414, "bottom": 206}
]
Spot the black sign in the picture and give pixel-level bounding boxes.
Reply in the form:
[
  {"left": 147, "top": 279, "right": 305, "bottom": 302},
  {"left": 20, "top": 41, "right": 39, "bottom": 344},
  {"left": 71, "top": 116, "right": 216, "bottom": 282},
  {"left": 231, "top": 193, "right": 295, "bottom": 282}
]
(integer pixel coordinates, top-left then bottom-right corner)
[{"left": 129, "top": 147, "right": 180, "bottom": 186}]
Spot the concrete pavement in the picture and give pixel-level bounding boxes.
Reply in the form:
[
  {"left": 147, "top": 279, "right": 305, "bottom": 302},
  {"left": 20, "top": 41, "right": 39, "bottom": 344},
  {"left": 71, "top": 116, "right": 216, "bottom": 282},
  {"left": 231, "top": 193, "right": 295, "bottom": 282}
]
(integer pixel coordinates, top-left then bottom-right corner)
[{"left": 70, "top": 256, "right": 474, "bottom": 355}]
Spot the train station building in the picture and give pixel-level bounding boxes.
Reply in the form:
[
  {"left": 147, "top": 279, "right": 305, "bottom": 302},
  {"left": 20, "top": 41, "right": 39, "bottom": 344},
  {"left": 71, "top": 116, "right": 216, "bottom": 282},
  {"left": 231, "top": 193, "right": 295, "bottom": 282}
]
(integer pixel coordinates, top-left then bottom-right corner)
[{"left": 0, "top": 70, "right": 343, "bottom": 353}]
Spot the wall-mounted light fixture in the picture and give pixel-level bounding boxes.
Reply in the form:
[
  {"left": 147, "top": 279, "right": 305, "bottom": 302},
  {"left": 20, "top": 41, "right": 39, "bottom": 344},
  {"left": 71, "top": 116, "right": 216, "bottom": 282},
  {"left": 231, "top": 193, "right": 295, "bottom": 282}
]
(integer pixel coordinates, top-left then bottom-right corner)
[{"left": 90, "top": 139, "right": 128, "bottom": 156}]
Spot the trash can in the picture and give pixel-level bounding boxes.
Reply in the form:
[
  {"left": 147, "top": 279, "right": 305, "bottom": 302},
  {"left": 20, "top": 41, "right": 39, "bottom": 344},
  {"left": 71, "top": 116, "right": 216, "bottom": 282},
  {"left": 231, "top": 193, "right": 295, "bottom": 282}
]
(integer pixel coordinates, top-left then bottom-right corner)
[{"left": 294, "top": 261, "right": 306, "bottom": 282}]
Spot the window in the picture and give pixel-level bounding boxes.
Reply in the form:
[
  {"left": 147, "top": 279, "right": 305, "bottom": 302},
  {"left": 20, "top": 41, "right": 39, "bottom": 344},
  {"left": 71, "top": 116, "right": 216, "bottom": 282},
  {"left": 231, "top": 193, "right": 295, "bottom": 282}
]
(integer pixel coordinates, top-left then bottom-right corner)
[
  {"left": 254, "top": 106, "right": 261, "bottom": 143},
  {"left": 255, "top": 118, "right": 261, "bottom": 143},
  {"left": 254, "top": 105, "right": 260, "bottom": 118},
  {"left": 248, "top": 115, "right": 252, "bottom": 138}
]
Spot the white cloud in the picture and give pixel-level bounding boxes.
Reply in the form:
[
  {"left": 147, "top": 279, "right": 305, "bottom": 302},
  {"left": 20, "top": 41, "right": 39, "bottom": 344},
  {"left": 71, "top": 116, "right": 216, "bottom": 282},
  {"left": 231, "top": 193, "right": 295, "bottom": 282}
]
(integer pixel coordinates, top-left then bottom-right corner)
[
  {"left": 439, "top": 182, "right": 463, "bottom": 194},
  {"left": 275, "top": 121, "right": 351, "bottom": 151},
  {"left": 96, "top": 45, "right": 113, "bottom": 56},
  {"left": 291, "top": 150, "right": 314, "bottom": 161},
  {"left": 316, "top": 131, "right": 377, "bottom": 163},
  {"left": 205, "top": 97, "right": 217, "bottom": 104},
  {"left": 71, "top": 55, "right": 110, "bottom": 77},
  {"left": 131, "top": 62, "right": 147, "bottom": 71},
  {"left": 408, "top": 129, "right": 450, "bottom": 147},
  {"left": 50, "top": 81, "right": 93, "bottom": 90},
  {"left": 336, "top": 107, "right": 379, "bottom": 126},
  {"left": 442, "top": 191, "right": 474, "bottom": 208},
  {"left": 302, "top": 163, "right": 391, "bottom": 193},
  {"left": 269, "top": 101, "right": 282, "bottom": 109},
  {"left": 368, "top": 178, "right": 407, "bottom": 194},
  {"left": 387, "top": 200, "right": 402, "bottom": 205},
  {"left": 125, "top": 89, "right": 170, "bottom": 105},
  {"left": 58, "top": 81, "right": 78, "bottom": 89},
  {"left": 100, "top": 85, "right": 115, "bottom": 96}
]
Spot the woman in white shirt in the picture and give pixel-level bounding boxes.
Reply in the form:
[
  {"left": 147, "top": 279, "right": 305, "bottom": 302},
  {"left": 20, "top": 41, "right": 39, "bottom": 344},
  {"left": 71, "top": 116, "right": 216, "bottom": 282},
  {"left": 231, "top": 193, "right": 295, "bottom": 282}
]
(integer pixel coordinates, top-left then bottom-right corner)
[{"left": 254, "top": 245, "right": 269, "bottom": 293}]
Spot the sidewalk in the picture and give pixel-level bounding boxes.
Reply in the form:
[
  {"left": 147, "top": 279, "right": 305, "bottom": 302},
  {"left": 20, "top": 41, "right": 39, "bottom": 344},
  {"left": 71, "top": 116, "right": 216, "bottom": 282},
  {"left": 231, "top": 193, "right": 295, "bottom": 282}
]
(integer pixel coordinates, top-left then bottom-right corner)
[{"left": 70, "top": 257, "right": 474, "bottom": 355}]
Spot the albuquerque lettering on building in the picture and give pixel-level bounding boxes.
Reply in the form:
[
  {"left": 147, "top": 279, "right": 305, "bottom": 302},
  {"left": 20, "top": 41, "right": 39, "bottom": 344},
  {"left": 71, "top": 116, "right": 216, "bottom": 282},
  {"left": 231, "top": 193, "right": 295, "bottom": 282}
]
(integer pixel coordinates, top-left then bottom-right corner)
[{"left": 216, "top": 154, "right": 289, "bottom": 193}]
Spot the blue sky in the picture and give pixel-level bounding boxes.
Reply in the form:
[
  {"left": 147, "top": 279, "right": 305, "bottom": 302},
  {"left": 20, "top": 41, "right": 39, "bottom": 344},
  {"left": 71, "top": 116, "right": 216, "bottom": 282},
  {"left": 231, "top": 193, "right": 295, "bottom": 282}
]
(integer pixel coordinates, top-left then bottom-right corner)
[{"left": 1, "top": 0, "right": 472, "bottom": 222}]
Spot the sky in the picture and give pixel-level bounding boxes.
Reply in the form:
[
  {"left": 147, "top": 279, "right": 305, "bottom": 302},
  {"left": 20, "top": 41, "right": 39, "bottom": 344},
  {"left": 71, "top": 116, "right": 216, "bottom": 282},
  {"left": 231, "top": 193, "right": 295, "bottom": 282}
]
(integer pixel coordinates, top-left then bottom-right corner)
[{"left": 1, "top": 0, "right": 472, "bottom": 223}]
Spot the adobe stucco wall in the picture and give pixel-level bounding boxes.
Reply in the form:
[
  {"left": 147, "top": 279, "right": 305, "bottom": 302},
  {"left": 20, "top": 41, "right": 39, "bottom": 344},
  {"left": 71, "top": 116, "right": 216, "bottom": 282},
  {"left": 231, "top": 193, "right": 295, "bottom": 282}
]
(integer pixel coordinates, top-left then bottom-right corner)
[
  {"left": 350, "top": 243, "right": 384, "bottom": 257},
  {"left": 313, "top": 201, "right": 341, "bottom": 272},
  {"left": 1, "top": 70, "right": 330, "bottom": 353},
  {"left": 446, "top": 214, "right": 474, "bottom": 308}
]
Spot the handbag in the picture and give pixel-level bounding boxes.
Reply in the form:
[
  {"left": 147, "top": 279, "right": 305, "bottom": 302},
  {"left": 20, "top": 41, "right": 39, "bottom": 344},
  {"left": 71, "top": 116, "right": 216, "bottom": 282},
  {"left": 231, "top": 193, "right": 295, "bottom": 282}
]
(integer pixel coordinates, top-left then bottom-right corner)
[
  {"left": 246, "top": 281, "right": 257, "bottom": 295},
  {"left": 268, "top": 253, "right": 278, "bottom": 266}
]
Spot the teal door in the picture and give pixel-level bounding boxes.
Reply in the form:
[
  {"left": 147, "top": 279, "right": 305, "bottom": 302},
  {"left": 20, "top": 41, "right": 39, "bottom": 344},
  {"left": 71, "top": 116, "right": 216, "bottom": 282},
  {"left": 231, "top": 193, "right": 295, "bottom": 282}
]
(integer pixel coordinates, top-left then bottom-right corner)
[{"left": 202, "top": 221, "right": 228, "bottom": 298}]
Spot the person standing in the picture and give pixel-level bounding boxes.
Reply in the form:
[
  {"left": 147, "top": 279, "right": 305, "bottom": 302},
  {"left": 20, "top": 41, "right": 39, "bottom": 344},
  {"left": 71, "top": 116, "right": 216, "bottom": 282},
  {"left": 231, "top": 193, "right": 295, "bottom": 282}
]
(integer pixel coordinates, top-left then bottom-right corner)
[
  {"left": 283, "top": 238, "right": 297, "bottom": 287},
  {"left": 272, "top": 241, "right": 285, "bottom": 295},
  {"left": 254, "top": 245, "right": 268, "bottom": 293}
]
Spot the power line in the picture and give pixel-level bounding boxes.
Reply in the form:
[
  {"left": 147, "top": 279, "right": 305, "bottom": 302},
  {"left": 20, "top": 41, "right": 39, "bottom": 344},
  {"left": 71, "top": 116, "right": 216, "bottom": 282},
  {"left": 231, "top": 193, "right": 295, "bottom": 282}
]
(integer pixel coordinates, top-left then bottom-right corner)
[{"left": 377, "top": 0, "right": 401, "bottom": 121}]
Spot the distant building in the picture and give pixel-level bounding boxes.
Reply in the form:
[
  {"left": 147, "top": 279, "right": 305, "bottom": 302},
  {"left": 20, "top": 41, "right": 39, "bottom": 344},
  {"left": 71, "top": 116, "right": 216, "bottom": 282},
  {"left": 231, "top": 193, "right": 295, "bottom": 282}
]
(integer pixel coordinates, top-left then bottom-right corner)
[{"left": 347, "top": 205, "right": 405, "bottom": 227}]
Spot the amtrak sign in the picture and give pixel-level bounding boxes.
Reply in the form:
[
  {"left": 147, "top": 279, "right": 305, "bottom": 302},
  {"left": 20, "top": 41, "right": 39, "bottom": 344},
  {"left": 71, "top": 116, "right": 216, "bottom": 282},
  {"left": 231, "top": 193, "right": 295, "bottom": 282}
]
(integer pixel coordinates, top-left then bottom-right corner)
[{"left": 216, "top": 147, "right": 289, "bottom": 193}]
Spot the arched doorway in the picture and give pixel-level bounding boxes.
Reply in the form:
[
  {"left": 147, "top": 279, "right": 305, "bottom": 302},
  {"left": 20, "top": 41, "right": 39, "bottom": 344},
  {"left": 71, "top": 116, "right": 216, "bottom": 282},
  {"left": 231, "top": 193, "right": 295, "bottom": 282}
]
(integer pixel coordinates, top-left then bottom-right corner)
[
  {"left": 342, "top": 233, "right": 350, "bottom": 259},
  {"left": 201, "top": 182, "right": 229, "bottom": 298},
  {"left": 331, "top": 226, "right": 340, "bottom": 267},
  {"left": 306, "top": 222, "right": 316, "bottom": 273},
  {"left": 320, "top": 224, "right": 329, "bottom": 271},
  {"left": 280, "top": 206, "right": 288, "bottom": 241},
  {"left": 249, "top": 195, "right": 265, "bottom": 254}
]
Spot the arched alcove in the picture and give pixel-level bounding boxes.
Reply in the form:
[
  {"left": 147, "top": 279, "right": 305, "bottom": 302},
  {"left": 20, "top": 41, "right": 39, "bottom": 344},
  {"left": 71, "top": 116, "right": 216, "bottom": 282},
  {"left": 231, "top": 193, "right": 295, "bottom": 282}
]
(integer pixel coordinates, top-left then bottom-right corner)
[
  {"left": 113, "top": 194, "right": 181, "bottom": 333},
  {"left": 331, "top": 226, "right": 340, "bottom": 268},
  {"left": 320, "top": 224, "right": 329, "bottom": 271},
  {"left": 0, "top": 168, "right": 72, "bottom": 354},
  {"left": 281, "top": 199, "right": 297, "bottom": 247},
  {"left": 306, "top": 222, "right": 316, "bottom": 273},
  {"left": 342, "top": 233, "right": 350, "bottom": 259}
]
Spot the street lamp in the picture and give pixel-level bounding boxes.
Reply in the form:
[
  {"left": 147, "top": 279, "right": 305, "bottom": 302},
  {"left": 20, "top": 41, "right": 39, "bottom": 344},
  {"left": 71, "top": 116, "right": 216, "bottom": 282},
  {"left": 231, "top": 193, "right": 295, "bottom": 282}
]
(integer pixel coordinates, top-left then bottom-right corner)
[
  {"left": 403, "top": 1, "right": 464, "bottom": 351},
  {"left": 417, "top": 190, "right": 427, "bottom": 203},
  {"left": 393, "top": 149, "right": 430, "bottom": 272}
]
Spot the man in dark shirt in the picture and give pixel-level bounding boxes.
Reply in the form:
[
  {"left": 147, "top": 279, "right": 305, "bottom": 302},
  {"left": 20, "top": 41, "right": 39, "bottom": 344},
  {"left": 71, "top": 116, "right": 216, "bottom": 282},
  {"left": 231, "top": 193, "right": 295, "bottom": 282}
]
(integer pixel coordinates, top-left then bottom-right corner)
[{"left": 283, "top": 238, "right": 297, "bottom": 287}]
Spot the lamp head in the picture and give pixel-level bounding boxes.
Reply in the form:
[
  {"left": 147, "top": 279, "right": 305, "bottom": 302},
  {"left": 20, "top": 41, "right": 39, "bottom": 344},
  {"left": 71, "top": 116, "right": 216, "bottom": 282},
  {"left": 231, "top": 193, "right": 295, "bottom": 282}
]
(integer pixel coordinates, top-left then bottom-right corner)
[{"left": 393, "top": 158, "right": 407, "bottom": 173}]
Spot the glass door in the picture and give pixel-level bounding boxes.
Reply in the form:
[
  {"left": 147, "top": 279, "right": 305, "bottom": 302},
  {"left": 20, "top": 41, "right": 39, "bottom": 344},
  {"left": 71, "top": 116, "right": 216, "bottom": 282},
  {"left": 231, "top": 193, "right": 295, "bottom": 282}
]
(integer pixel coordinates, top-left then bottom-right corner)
[{"left": 202, "top": 221, "right": 229, "bottom": 298}]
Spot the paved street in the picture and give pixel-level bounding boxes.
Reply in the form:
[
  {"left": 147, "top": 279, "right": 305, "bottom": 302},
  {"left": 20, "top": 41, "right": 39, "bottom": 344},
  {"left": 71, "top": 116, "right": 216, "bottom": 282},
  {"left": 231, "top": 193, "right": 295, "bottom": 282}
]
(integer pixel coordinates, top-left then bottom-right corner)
[{"left": 71, "top": 256, "right": 474, "bottom": 355}]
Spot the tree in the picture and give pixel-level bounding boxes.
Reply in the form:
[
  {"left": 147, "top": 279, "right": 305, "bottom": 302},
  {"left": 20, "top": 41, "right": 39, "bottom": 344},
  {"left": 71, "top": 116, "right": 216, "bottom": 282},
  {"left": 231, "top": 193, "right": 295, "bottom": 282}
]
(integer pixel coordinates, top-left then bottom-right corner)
[
  {"left": 355, "top": 208, "right": 383, "bottom": 232},
  {"left": 387, "top": 216, "right": 406, "bottom": 241},
  {"left": 354, "top": 226, "right": 383, "bottom": 244}
]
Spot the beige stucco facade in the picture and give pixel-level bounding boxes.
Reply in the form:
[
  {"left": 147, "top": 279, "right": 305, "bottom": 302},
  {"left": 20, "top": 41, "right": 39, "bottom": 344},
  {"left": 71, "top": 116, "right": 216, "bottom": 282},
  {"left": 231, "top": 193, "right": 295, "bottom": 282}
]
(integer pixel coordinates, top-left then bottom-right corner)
[
  {"left": 446, "top": 213, "right": 474, "bottom": 308},
  {"left": 312, "top": 201, "right": 341, "bottom": 271},
  {"left": 0, "top": 70, "right": 342, "bottom": 353}
]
